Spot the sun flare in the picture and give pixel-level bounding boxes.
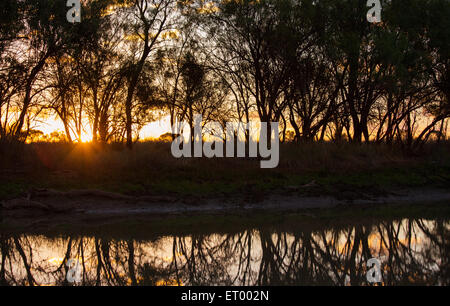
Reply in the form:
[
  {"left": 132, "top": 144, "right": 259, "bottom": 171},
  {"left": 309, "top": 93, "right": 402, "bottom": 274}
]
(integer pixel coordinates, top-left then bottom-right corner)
[
  {"left": 34, "top": 115, "right": 171, "bottom": 143},
  {"left": 79, "top": 131, "right": 93, "bottom": 143}
]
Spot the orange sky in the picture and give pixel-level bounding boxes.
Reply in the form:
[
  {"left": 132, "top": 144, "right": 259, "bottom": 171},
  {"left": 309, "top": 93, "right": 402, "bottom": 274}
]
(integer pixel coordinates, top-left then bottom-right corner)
[{"left": 36, "top": 115, "right": 172, "bottom": 142}]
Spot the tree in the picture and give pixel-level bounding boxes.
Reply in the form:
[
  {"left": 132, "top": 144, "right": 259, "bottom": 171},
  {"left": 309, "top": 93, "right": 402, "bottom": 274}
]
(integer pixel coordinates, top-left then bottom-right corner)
[
  {"left": 119, "top": 0, "right": 177, "bottom": 148},
  {"left": 10, "top": 0, "right": 78, "bottom": 140}
]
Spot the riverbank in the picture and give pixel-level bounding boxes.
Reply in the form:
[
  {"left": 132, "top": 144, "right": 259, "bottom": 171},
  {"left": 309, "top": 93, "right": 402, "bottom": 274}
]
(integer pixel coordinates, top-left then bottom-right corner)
[
  {"left": 1, "top": 141, "right": 449, "bottom": 231},
  {"left": 1, "top": 186, "right": 450, "bottom": 233},
  {"left": 1, "top": 141, "right": 449, "bottom": 198}
]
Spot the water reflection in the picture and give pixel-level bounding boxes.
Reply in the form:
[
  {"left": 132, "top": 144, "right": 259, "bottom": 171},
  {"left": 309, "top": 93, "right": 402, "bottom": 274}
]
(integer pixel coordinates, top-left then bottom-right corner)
[{"left": 0, "top": 218, "right": 448, "bottom": 286}]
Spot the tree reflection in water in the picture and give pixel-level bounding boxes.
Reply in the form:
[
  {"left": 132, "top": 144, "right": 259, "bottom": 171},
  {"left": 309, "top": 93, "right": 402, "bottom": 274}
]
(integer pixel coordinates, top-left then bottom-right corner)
[{"left": 0, "top": 218, "right": 448, "bottom": 286}]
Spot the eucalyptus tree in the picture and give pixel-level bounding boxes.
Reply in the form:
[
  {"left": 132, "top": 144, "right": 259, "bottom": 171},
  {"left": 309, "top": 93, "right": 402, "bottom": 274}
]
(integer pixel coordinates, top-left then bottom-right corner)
[
  {"left": 367, "top": 0, "right": 450, "bottom": 147},
  {"left": 75, "top": 1, "right": 129, "bottom": 143},
  {"left": 280, "top": 1, "right": 342, "bottom": 142},
  {"left": 315, "top": 0, "right": 389, "bottom": 143},
  {"left": 153, "top": 20, "right": 232, "bottom": 142},
  {"left": 7, "top": 0, "right": 83, "bottom": 141},
  {"left": 118, "top": 0, "right": 178, "bottom": 148},
  {"left": 413, "top": 0, "right": 450, "bottom": 146},
  {"left": 0, "top": 1, "right": 31, "bottom": 141},
  {"left": 206, "top": 0, "right": 297, "bottom": 125},
  {"left": 203, "top": 0, "right": 338, "bottom": 142}
]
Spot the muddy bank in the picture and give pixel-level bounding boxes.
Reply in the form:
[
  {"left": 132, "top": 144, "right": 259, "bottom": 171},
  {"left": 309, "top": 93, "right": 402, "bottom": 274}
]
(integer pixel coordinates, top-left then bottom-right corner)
[{"left": 1, "top": 187, "right": 449, "bottom": 230}]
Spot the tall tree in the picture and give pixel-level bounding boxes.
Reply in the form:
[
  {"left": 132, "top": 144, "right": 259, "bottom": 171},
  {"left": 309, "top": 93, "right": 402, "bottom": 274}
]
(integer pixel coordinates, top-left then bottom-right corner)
[{"left": 120, "top": 0, "right": 177, "bottom": 148}]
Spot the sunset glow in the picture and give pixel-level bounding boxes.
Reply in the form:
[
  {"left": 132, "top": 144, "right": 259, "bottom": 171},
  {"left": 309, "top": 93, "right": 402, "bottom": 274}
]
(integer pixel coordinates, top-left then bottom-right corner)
[
  {"left": 35, "top": 115, "right": 171, "bottom": 142},
  {"left": 1, "top": 0, "right": 449, "bottom": 292}
]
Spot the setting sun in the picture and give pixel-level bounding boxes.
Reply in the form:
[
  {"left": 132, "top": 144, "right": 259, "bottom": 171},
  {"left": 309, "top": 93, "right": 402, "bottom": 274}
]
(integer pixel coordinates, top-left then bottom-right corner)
[
  {"left": 35, "top": 115, "right": 171, "bottom": 142},
  {"left": 79, "top": 131, "right": 93, "bottom": 143}
]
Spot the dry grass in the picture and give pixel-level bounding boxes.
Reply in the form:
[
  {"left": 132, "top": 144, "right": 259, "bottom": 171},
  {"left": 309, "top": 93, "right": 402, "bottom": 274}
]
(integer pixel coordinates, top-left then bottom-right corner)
[{"left": 0, "top": 140, "right": 449, "bottom": 199}]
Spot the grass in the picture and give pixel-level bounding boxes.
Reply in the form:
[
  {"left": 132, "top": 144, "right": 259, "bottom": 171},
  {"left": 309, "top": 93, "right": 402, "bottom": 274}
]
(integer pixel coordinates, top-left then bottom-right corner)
[{"left": 0, "top": 141, "right": 449, "bottom": 200}]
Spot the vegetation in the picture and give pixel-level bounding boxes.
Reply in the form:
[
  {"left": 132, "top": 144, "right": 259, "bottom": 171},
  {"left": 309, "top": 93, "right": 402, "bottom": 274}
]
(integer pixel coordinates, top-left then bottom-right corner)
[
  {"left": 1, "top": 1, "right": 449, "bottom": 289},
  {"left": 0, "top": 0, "right": 449, "bottom": 149},
  {"left": 1, "top": 141, "right": 449, "bottom": 200}
]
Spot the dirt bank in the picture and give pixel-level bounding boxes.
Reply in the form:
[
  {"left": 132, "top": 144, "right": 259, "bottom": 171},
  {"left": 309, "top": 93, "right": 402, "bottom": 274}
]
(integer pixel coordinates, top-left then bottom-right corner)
[{"left": 1, "top": 187, "right": 449, "bottom": 230}]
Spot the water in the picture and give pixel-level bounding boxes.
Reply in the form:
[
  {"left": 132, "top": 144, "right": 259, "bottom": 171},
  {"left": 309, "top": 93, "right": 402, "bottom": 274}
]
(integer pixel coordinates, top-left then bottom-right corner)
[{"left": 0, "top": 216, "right": 448, "bottom": 286}]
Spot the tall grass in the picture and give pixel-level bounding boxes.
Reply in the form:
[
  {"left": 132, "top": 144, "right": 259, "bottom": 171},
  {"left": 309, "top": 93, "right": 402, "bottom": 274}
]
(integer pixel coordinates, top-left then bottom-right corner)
[{"left": 1, "top": 140, "right": 448, "bottom": 175}]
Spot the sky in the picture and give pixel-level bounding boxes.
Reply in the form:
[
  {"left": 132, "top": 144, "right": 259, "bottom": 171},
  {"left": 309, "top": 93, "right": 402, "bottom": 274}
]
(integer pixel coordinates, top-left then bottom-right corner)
[{"left": 35, "top": 114, "right": 172, "bottom": 142}]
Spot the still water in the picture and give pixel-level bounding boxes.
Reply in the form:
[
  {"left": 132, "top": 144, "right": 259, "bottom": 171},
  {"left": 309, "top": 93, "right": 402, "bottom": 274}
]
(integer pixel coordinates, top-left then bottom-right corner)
[{"left": 0, "top": 216, "right": 448, "bottom": 286}]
